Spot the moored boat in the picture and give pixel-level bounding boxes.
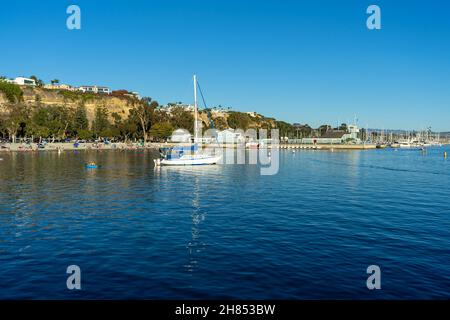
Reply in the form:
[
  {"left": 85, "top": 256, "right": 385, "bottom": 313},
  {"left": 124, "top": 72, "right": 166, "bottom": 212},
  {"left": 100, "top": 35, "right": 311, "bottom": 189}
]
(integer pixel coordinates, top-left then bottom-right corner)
[
  {"left": 154, "top": 75, "right": 221, "bottom": 166},
  {"left": 156, "top": 153, "right": 220, "bottom": 166},
  {"left": 245, "top": 141, "right": 259, "bottom": 149}
]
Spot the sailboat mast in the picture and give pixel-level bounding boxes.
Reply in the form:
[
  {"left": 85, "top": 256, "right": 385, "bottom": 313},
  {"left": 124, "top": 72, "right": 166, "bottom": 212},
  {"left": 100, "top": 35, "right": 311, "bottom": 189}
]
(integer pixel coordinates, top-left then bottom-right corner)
[{"left": 193, "top": 74, "right": 198, "bottom": 142}]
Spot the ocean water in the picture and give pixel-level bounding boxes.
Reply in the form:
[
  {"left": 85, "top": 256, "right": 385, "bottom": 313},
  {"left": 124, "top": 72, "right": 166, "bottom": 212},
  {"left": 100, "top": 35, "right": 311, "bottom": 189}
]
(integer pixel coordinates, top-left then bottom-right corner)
[{"left": 0, "top": 147, "right": 449, "bottom": 299}]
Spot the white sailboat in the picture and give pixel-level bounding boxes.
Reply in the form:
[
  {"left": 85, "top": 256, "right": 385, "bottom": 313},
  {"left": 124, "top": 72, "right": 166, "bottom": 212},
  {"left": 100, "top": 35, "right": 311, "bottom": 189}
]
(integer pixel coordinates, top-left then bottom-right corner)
[
  {"left": 398, "top": 140, "right": 412, "bottom": 148},
  {"left": 154, "top": 75, "right": 221, "bottom": 166}
]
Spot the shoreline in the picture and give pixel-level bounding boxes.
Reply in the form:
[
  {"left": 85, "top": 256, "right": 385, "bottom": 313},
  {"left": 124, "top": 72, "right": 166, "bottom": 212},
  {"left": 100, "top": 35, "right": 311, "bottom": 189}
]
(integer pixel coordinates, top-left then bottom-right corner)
[
  {"left": 0, "top": 142, "right": 158, "bottom": 152},
  {"left": 1, "top": 142, "right": 447, "bottom": 152},
  {"left": 0, "top": 142, "right": 447, "bottom": 153}
]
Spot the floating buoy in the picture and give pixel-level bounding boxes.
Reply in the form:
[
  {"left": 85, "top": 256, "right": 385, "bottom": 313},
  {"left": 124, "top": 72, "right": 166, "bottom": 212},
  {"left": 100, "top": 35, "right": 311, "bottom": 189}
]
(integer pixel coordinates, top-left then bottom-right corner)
[
  {"left": 445, "top": 152, "right": 447, "bottom": 159},
  {"left": 85, "top": 162, "right": 98, "bottom": 169}
]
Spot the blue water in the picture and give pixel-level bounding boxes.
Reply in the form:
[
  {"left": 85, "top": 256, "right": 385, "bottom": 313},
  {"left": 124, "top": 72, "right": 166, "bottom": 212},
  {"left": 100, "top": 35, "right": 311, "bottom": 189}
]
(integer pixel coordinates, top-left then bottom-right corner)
[{"left": 0, "top": 147, "right": 449, "bottom": 299}]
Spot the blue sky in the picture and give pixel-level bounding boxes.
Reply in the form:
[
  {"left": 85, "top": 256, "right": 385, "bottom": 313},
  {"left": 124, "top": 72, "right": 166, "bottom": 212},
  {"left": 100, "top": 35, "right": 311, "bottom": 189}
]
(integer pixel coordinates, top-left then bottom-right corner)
[{"left": 1, "top": 0, "right": 450, "bottom": 131}]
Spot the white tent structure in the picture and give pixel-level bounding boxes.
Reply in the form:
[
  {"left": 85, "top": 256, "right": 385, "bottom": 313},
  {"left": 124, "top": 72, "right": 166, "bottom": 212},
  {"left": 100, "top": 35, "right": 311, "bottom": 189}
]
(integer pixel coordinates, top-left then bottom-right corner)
[
  {"left": 170, "top": 129, "right": 192, "bottom": 143},
  {"left": 217, "top": 129, "right": 245, "bottom": 144}
]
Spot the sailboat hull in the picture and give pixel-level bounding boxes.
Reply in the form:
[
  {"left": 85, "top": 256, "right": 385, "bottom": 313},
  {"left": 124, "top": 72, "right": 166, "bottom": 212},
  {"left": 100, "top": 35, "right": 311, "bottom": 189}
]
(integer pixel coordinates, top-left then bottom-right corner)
[{"left": 160, "top": 155, "right": 221, "bottom": 166}]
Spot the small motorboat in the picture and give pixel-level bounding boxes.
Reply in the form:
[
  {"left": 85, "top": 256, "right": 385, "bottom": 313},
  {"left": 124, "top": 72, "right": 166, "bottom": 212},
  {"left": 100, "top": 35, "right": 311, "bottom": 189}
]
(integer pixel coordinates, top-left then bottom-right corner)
[
  {"left": 245, "top": 141, "right": 259, "bottom": 149},
  {"left": 85, "top": 162, "right": 98, "bottom": 169}
]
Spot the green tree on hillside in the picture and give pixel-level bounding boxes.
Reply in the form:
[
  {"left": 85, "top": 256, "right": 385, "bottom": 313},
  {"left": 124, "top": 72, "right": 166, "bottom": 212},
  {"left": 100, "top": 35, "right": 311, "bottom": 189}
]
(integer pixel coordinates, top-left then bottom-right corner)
[
  {"left": 92, "top": 106, "right": 110, "bottom": 138},
  {"left": 73, "top": 104, "right": 89, "bottom": 132},
  {"left": 338, "top": 123, "right": 348, "bottom": 131},
  {"left": 77, "top": 129, "right": 92, "bottom": 140},
  {"left": 0, "top": 81, "right": 23, "bottom": 103},
  {"left": 148, "top": 122, "right": 174, "bottom": 141},
  {"left": 25, "top": 122, "right": 50, "bottom": 142},
  {"left": 27, "top": 105, "right": 72, "bottom": 140},
  {"left": 210, "top": 116, "right": 228, "bottom": 131},
  {"left": 318, "top": 124, "right": 332, "bottom": 136},
  {"left": 3, "top": 103, "right": 29, "bottom": 142},
  {"left": 129, "top": 97, "right": 158, "bottom": 142},
  {"left": 169, "top": 106, "right": 194, "bottom": 132},
  {"left": 276, "top": 121, "right": 295, "bottom": 138},
  {"left": 293, "top": 124, "right": 313, "bottom": 138},
  {"left": 111, "top": 112, "right": 137, "bottom": 142},
  {"left": 227, "top": 112, "right": 250, "bottom": 130},
  {"left": 152, "top": 109, "right": 170, "bottom": 123}
]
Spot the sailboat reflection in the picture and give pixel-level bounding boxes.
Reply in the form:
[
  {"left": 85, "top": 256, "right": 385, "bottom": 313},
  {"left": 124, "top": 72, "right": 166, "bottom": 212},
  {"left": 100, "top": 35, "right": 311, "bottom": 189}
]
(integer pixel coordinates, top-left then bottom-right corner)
[
  {"left": 154, "top": 163, "right": 221, "bottom": 176},
  {"left": 153, "top": 163, "right": 221, "bottom": 273},
  {"left": 184, "top": 173, "right": 206, "bottom": 273}
]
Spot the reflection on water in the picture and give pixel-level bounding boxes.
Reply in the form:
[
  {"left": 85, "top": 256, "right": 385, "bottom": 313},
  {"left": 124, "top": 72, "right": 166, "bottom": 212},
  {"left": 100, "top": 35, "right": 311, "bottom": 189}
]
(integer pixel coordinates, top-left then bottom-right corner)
[
  {"left": 0, "top": 148, "right": 450, "bottom": 299},
  {"left": 154, "top": 164, "right": 219, "bottom": 274},
  {"left": 184, "top": 174, "right": 204, "bottom": 273},
  {"left": 154, "top": 164, "right": 222, "bottom": 176}
]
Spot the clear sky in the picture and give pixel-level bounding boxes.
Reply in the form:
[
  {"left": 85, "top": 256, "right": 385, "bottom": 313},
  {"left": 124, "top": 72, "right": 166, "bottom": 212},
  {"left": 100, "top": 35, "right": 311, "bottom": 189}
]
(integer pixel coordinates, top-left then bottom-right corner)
[{"left": 1, "top": 0, "right": 450, "bottom": 131}]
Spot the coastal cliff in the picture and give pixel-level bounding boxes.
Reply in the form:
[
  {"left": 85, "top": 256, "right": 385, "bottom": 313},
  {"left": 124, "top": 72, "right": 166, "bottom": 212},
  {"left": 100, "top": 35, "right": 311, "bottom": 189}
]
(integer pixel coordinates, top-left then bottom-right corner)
[
  {"left": 0, "top": 85, "right": 281, "bottom": 131},
  {"left": 0, "top": 86, "right": 135, "bottom": 123}
]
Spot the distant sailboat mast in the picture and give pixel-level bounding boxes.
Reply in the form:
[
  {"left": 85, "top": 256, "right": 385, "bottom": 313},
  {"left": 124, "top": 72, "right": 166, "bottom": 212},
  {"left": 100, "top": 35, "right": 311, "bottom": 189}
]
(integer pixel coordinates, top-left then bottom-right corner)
[{"left": 193, "top": 74, "right": 199, "bottom": 143}]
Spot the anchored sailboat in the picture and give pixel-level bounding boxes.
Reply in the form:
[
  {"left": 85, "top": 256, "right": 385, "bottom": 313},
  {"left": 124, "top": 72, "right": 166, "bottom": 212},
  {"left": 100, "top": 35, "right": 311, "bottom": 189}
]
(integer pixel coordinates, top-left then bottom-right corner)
[{"left": 154, "top": 75, "right": 221, "bottom": 166}]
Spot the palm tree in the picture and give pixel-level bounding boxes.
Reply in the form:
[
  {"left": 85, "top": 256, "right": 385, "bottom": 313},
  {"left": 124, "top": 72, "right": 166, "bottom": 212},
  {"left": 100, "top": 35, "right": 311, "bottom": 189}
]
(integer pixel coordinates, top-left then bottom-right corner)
[{"left": 51, "top": 79, "right": 60, "bottom": 86}]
